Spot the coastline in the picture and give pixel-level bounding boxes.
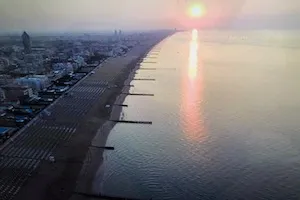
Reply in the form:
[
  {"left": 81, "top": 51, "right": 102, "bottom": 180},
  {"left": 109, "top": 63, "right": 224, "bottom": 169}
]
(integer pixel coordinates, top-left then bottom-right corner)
[
  {"left": 12, "top": 36, "right": 166, "bottom": 200},
  {"left": 71, "top": 40, "right": 160, "bottom": 199},
  {"left": 72, "top": 65, "right": 139, "bottom": 199}
]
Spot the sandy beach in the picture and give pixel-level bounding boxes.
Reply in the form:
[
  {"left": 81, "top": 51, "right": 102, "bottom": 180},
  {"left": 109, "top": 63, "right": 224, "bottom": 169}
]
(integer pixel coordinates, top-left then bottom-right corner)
[
  {"left": 12, "top": 36, "right": 166, "bottom": 200},
  {"left": 71, "top": 66, "right": 140, "bottom": 200}
]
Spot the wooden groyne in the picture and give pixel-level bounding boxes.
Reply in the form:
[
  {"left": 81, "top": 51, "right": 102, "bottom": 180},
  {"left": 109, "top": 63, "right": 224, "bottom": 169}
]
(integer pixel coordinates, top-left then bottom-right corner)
[
  {"left": 133, "top": 78, "right": 156, "bottom": 81},
  {"left": 109, "top": 120, "right": 152, "bottom": 125},
  {"left": 121, "top": 93, "right": 154, "bottom": 96},
  {"left": 73, "top": 192, "right": 143, "bottom": 200},
  {"left": 137, "top": 67, "right": 176, "bottom": 71},
  {"left": 90, "top": 145, "right": 115, "bottom": 150},
  {"left": 113, "top": 104, "right": 128, "bottom": 107}
]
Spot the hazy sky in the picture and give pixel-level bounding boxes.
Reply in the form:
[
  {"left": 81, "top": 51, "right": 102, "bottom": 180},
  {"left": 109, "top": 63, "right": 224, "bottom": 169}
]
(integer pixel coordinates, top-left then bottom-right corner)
[{"left": 0, "top": 0, "right": 299, "bottom": 32}]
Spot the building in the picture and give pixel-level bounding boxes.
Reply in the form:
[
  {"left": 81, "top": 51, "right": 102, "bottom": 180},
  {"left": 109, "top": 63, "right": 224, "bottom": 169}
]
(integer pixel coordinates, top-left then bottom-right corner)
[
  {"left": 0, "top": 57, "right": 9, "bottom": 71},
  {"left": 0, "top": 84, "right": 33, "bottom": 102},
  {"left": 24, "top": 53, "right": 43, "bottom": 63},
  {"left": 0, "top": 88, "right": 5, "bottom": 102},
  {"left": 0, "top": 75, "right": 13, "bottom": 86},
  {"left": 16, "top": 75, "right": 50, "bottom": 92},
  {"left": 22, "top": 31, "right": 31, "bottom": 54},
  {"left": 53, "top": 62, "right": 74, "bottom": 75},
  {"left": 71, "top": 56, "right": 86, "bottom": 67}
]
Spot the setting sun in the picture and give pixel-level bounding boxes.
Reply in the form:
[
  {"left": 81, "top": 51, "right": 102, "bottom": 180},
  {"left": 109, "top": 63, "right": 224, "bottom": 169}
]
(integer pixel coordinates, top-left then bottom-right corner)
[{"left": 189, "top": 5, "right": 204, "bottom": 18}]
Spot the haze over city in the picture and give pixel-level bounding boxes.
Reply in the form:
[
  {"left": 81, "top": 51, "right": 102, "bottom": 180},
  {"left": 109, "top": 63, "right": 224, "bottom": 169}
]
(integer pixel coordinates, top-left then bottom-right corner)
[{"left": 0, "top": 0, "right": 300, "bottom": 33}]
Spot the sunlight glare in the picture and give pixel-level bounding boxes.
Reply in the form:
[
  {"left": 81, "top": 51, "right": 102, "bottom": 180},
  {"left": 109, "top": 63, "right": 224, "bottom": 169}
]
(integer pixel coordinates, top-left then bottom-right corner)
[
  {"left": 188, "top": 29, "right": 198, "bottom": 80},
  {"left": 189, "top": 5, "right": 204, "bottom": 18}
]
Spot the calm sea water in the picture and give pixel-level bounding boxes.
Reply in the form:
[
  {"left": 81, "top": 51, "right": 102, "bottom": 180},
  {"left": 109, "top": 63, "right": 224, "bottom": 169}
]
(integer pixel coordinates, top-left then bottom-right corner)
[{"left": 93, "top": 30, "right": 300, "bottom": 200}]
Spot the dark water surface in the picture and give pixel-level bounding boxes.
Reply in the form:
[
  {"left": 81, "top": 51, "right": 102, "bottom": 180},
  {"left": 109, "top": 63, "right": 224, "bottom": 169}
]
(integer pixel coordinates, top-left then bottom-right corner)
[{"left": 93, "top": 30, "right": 300, "bottom": 200}]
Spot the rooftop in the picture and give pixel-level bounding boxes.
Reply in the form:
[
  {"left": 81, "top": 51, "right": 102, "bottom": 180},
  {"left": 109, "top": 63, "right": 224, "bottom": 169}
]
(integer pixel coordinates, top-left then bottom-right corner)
[
  {"left": 1, "top": 83, "right": 30, "bottom": 90},
  {"left": 0, "top": 127, "right": 9, "bottom": 135}
]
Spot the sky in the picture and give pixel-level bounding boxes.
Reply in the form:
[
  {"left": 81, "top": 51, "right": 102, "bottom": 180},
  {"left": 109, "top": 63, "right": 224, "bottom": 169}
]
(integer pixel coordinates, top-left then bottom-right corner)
[{"left": 0, "top": 0, "right": 299, "bottom": 33}]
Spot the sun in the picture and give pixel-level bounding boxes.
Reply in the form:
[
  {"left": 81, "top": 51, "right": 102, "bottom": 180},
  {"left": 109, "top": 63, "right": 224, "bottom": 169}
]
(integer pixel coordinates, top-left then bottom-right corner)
[{"left": 189, "top": 5, "right": 204, "bottom": 18}]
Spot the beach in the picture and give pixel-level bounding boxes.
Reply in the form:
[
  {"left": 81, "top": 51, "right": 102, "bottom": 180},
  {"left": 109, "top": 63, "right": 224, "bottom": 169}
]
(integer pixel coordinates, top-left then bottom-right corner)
[
  {"left": 12, "top": 34, "right": 169, "bottom": 200},
  {"left": 71, "top": 65, "right": 140, "bottom": 200}
]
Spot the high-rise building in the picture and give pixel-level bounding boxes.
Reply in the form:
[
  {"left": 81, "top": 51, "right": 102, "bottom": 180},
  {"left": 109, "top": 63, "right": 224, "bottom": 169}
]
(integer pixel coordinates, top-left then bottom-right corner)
[
  {"left": 118, "top": 30, "right": 122, "bottom": 42},
  {"left": 22, "top": 31, "right": 31, "bottom": 54}
]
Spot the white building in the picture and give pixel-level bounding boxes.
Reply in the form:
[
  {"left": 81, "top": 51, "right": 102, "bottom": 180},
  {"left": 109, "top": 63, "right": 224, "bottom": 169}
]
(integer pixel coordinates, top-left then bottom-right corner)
[
  {"left": 53, "top": 62, "right": 74, "bottom": 75},
  {"left": 16, "top": 75, "right": 50, "bottom": 91},
  {"left": 72, "top": 56, "right": 86, "bottom": 67}
]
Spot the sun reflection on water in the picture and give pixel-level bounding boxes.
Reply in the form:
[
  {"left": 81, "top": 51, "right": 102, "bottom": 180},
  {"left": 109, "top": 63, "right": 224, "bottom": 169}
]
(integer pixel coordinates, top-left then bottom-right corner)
[
  {"left": 188, "top": 29, "right": 199, "bottom": 80},
  {"left": 180, "top": 29, "right": 206, "bottom": 142}
]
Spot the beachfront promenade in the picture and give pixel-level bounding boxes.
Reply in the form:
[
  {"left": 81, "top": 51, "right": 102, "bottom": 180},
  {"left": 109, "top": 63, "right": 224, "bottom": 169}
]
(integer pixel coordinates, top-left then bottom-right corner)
[{"left": 0, "top": 33, "right": 168, "bottom": 200}]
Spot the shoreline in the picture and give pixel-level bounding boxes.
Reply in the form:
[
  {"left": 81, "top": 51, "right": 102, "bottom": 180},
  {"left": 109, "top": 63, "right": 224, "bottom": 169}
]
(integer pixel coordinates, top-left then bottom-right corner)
[
  {"left": 71, "top": 40, "right": 159, "bottom": 199},
  {"left": 11, "top": 35, "right": 167, "bottom": 200},
  {"left": 72, "top": 64, "right": 139, "bottom": 199}
]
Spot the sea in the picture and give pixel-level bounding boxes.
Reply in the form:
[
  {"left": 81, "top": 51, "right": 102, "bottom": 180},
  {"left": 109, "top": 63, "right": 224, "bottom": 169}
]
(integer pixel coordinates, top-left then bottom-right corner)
[{"left": 92, "top": 30, "right": 300, "bottom": 200}]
